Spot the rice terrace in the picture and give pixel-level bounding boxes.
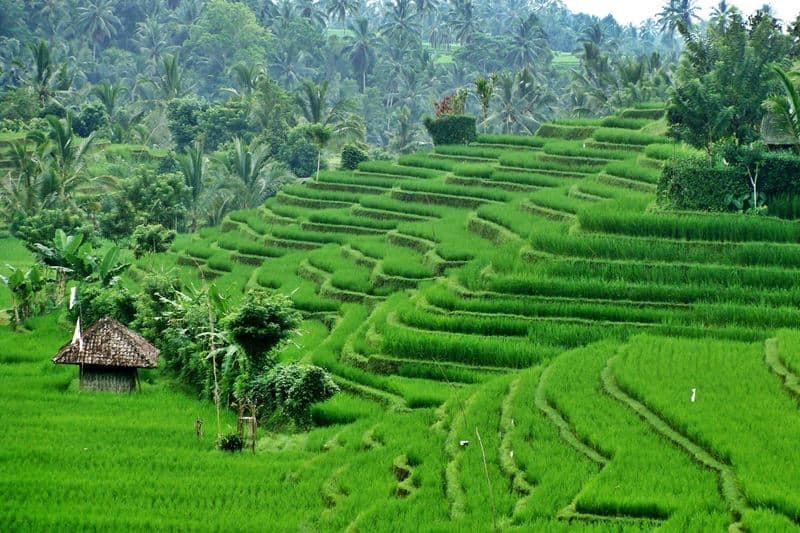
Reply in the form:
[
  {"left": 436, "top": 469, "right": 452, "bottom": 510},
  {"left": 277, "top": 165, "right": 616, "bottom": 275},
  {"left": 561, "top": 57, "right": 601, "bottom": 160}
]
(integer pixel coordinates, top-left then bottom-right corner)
[{"left": 2, "top": 0, "right": 800, "bottom": 531}]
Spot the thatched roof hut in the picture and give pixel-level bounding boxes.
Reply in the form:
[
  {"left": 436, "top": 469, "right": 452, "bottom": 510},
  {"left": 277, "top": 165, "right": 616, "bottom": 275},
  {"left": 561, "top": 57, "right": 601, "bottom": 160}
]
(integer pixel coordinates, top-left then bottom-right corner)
[{"left": 53, "top": 317, "right": 159, "bottom": 392}]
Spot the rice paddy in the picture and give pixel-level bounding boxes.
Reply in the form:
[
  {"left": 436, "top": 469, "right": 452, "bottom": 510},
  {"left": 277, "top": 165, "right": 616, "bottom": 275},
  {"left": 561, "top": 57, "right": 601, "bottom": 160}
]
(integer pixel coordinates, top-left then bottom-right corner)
[{"left": 3, "top": 105, "right": 800, "bottom": 530}]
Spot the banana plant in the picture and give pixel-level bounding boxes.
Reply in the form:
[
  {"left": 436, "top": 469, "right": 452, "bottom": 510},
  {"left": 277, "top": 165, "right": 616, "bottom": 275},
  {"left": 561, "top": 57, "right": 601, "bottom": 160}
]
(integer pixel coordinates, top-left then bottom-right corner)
[{"left": 0, "top": 264, "right": 46, "bottom": 325}]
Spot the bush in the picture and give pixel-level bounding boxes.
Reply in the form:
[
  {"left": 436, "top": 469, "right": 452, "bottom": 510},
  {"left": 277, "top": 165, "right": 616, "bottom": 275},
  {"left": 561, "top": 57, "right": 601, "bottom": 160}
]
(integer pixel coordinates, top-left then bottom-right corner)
[
  {"left": 72, "top": 103, "right": 107, "bottom": 137},
  {"left": 422, "top": 114, "right": 477, "bottom": 145},
  {"left": 278, "top": 127, "right": 322, "bottom": 178},
  {"left": 658, "top": 149, "right": 800, "bottom": 211},
  {"left": 340, "top": 143, "right": 368, "bottom": 170},
  {"left": 240, "top": 363, "right": 339, "bottom": 427},
  {"left": 769, "top": 194, "right": 800, "bottom": 220},
  {"left": 217, "top": 432, "right": 244, "bottom": 452},
  {"left": 658, "top": 156, "right": 746, "bottom": 211},
  {"left": 68, "top": 284, "right": 137, "bottom": 325},
  {"left": 132, "top": 224, "right": 176, "bottom": 259}
]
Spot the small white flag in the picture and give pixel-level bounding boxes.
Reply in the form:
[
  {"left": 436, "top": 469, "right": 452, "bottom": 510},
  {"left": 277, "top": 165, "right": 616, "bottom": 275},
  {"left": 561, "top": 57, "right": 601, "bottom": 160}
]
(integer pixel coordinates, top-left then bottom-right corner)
[
  {"left": 69, "top": 286, "right": 77, "bottom": 310},
  {"left": 690, "top": 388, "right": 696, "bottom": 403},
  {"left": 72, "top": 318, "right": 83, "bottom": 352}
]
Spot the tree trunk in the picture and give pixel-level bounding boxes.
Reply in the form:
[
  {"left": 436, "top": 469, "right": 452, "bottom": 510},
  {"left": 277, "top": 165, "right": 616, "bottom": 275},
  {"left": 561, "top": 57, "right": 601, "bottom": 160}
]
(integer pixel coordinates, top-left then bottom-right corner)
[{"left": 316, "top": 150, "right": 321, "bottom": 182}]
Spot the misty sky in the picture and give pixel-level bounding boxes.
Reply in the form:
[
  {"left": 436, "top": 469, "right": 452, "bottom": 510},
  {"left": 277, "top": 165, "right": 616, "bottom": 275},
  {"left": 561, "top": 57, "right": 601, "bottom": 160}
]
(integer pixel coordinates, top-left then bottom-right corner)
[{"left": 561, "top": 1, "right": 799, "bottom": 26}]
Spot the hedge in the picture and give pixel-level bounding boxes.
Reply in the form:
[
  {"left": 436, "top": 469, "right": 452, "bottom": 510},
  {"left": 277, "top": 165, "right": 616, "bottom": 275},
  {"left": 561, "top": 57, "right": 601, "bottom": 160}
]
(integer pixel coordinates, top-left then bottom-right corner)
[
  {"left": 658, "top": 152, "right": 800, "bottom": 211},
  {"left": 422, "top": 114, "right": 477, "bottom": 145}
]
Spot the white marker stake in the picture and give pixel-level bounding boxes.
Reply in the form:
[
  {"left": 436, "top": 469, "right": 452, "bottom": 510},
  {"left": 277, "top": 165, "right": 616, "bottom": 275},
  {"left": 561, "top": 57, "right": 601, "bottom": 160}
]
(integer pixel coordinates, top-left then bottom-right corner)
[
  {"left": 690, "top": 388, "right": 696, "bottom": 403},
  {"left": 69, "top": 286, "right": 77, "bottom": 310},
  {"left": 72, "top": 318, "right": 83, "bottom": 352}
]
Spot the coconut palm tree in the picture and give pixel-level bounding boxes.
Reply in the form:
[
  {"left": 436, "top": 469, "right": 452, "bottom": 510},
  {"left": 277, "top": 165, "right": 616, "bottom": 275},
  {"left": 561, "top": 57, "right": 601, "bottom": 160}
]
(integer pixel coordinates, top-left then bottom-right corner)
[
  {"left": 90, "top": 80, "right": 127, "bottom": 120},
  {"left": 763, "top": 65, "right": 800, "bottom": 154},
  {"left": 381, "top": 0, "right": 420, "bottom": 46},
  {"left": 509, "top": 13, "right": 549, "bottom": 68},
  {"left": 449, "top": 0, "right": 477, "bottom": 45},
  {"left": 77, "top": 0, "right": 122, "bottom": 58},
  {"left": 178, "top": 141, "right": 206, "bottom": 231},
  {"left": 326, "top": 0, "right": 359, "bottom": 25},
  {"left": 41, "top": 114, "right": 97, "bottom": 207},
  {"left": 343, "top": 17, "right": 379, "bottom": 92},
  {"left": 296, "top": 80, "right": 365, "bottom": 140}
]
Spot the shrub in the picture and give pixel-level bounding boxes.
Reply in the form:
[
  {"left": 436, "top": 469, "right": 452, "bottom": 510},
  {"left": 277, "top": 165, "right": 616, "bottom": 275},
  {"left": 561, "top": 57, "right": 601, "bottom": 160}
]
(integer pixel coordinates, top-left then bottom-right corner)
[
  {"left": 240, "top": 363, "right": 339, "bottom": 427},
  {"left": 278, "top": 127, "right": 322, "bottom": 178},
  {"left": 217, "top": 433, "right": 244, "bottom": 452},
  {"left": 340, "top": 143, "right": 368, "bottom": 170},
  {"left": 68, "top": 284, "right": 136, "bottom": 325},
  {"left": 132, "top": 224, "right": 176, "bottom": 259},
  {"left": 422, "top": 114, "right": 477, "bottom": 145},
  {"left": 769, "top": 194, "right": 800, "bottom": 220},
  {"left": 72, "top": 103, "right": 107, "bottom": 137}
]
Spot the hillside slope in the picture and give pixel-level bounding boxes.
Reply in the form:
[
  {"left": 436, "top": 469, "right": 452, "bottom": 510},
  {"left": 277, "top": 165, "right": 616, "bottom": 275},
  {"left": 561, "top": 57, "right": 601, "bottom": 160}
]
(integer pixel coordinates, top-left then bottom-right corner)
[{"left": 3, "top": 106, "right": 800, "bottom": 530}]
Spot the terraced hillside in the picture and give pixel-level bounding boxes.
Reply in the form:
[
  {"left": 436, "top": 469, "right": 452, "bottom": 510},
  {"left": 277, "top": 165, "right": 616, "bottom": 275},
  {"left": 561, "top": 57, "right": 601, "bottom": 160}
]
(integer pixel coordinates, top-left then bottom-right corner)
[{"left": 4, "top": 105, "right": 800, "bottom": 530}]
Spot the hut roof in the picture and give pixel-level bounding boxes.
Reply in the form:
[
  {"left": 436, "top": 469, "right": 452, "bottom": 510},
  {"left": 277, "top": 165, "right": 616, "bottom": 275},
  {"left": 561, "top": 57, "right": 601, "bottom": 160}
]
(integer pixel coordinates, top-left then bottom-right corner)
[{"left": 53, "top": 317, "right": 159, "bottom": 369}]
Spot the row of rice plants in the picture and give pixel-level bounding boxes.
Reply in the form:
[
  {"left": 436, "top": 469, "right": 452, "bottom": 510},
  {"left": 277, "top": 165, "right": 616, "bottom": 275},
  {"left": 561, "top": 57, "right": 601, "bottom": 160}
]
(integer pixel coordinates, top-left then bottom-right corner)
[
  {"left": 579, "top": 202, "right": 800, "bottom": 243},
  {"left": 535, "top": 124, "right": 596, "bottom": 140},
  {"left": 599, "top": 116, "right": 653, "bottom": 129},
  {"left": 358, "top": 195, "right": 444, "bottom": 218},
  {"left": 308, "top": 211, "right": 399, "bottom": 230},
  {"left": 399, "top": 179, "right": 511, "bottom": 202},
  {"left": 281, "top": 185, "right": 362, "bottom": 204},
  {"left": 448, "top": 375, "right": 521, "bottom": 526},
  {"left": 434, "top": 144, "right": 507, "bottom": 159},
  {"left": 541, "top": 140, "right": 634, "bottom": 161},
  {"left": 396, "top": 154, "right": 456, "bottom": 171},
  {"left": 644, "top": 143, "right": 705, "bottom": 160},
  {"left": 227, "top": 209, "right": 274, "bottom": 235},
  {"left": 488, "top": 169, "right": 571, "bottom": 188},
  {"left": 613, "top": 335, "right": 800, "bottom": 521},
  {"left": 377, "top": 315, "right": 552, "bottom": 368},
  {"left": 533, "top": 254, "right": 800, "bottom": 291},
  {"left": 532, "top": 229, "right": 800, "bottom": 268},
  {"left": 527, "top": 188, "right": 593, "bottom": 215},
  {"left": 452, "top": 162, "right": 495, "bottom": 178},
  {"left": 774, "top": 329, "right": 800, "bottom": 377},
  {"left": 469, "top": 267, "right": 800, "bottom": 307},
  {"left": 477, "top": 203, "right": 537, "bottom": 238},
  {"left": 592, "top": 128, "right": 670, "bottom": 145},
  {"left": 318, "top": 171, "right": 401, "bottom": 189},
  {"left": 475, "top": 133, "right": 545, "bottom": 147},
  {"left": 358, "top": 161, "right": 444, "bottom": 179},
  {"left": 499, "top": 152, "right": 602, "bottom": 174},
  {"left": 381, "top": 249, "right": 436, "bottom": 279},
  {"left": 604, "top": 160, "right": 662, "bottom": 183},
  {"left": 543, "top": 342, "right": 728, "bottom": 521}
]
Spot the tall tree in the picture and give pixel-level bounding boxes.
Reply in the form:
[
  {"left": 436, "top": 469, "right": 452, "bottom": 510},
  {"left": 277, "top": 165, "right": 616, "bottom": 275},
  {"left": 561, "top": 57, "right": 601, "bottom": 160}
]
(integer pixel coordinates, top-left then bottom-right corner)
[
  {"left": 343, "top": 17, "right": 379, "bottom": 92},
  {"left": 763, "top": 65, "right": 800, "bottom": 154}
]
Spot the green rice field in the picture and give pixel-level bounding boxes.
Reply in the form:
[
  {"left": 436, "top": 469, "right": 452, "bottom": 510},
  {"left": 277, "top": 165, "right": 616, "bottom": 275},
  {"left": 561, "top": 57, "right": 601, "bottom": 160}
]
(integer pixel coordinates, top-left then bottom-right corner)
[{"left": 3, "top": 105, "right": 800, "bottom": 531}]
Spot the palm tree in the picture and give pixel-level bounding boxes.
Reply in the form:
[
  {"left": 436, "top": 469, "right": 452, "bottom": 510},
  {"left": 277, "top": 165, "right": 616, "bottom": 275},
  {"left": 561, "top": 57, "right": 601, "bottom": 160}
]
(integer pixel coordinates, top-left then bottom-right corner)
[
  {"left": 223, "top": 62, "right": 264, "bottom": 100},
  {"left": 90, "top": 80, "right": 127, "bottom": 120},
  {"left": 41, "top": 114, "right": 97, "bottom": 207},
  {"left": 381, "top": 0, "right": 420, "bottom": 46},
  {"left": 143, "top": 54, "right": 188, "bottom": 101},
  {"left": 135, "top": 16, "right": 174, "bottom": 65},
  {"left": 28, "top": 39, "right": 56, "bottom": 104},
  {"left": 449, "top": 0, "right": 476, "bottom": 45},
  {"left": 270, "top": 45, "right": 312, "bottom": 88},
  {"left": 326, "top": 0, "right": 359, "bottom": 25},
  {"left": 178, "top": 141, "right": 206, "bottom": 231},
  {"left": 474, "top": 75, "right": 495, "bottom": 130},
  {"left": 763, "top": 65, "right": 800, "bottom": 154},
  {"left": 296, "top": 80, "right": 364, "bottom": 140},
  {"left": 77, "top": 0, "right": 122, "bottom": 58},
  {"left": 215, "top": 138, "right": 290, "bottom": 208},
  {"left": 0, "top": 139, "right": 45, "bottom": 220},
  {"left": 510, "top": 13, "right": 549, "bottom": 68},
  {"left": 343, "top": 18, "right": 379, "bottom": 92},
  {"left": 389, "top": 106, "right": 421, "bottom": 153}
]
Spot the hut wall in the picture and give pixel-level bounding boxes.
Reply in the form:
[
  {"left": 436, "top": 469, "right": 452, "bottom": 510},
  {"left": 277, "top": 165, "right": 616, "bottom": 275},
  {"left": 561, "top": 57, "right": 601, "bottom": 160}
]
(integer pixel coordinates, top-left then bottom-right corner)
[{"left": 80, "top": 365, "right": 137, "bottom": 392}]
